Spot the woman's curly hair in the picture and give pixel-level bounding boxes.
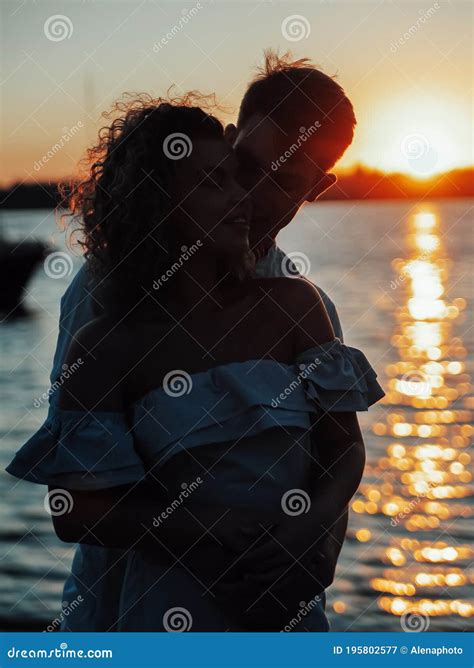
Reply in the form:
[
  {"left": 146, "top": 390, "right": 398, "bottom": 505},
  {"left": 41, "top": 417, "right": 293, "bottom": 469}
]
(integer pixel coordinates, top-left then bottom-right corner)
[{"left": 64, "top": 91, "right": 225, "bottom": 310}]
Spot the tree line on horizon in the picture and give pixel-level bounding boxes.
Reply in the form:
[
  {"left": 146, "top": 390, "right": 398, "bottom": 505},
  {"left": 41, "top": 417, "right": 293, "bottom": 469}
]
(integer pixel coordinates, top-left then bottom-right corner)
[{"left": 1, "top": 166, "right": 473, "bottom": 209}]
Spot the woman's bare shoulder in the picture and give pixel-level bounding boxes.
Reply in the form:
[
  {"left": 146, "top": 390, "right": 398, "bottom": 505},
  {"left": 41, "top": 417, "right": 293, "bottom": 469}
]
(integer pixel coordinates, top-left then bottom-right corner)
[
  {"left": 251, "top": 277, "right": 335, "bottom": 349},
  {"left": 59, "top": 315, "right": 132, "bottom": 412},
  {"left": 251, "top": 276, "right": 325, "bottom": 311}
]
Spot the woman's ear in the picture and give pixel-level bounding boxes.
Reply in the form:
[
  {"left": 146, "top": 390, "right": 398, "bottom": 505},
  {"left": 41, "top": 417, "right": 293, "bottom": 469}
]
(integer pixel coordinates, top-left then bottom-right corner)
[
  {"left": 224, "top": 123, "right": 238, "bottom": 146},
  {"left": 306, "top": 173, "right": 337, "bottom": 202}
]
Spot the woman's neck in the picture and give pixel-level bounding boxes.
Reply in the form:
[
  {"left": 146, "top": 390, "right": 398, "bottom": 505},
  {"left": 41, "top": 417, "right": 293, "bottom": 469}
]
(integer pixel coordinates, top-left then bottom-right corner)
[
  {"left": 128, "top": 248, "right": 248, "bottom": 324},
  {"left": 174, "top": 253, "right": 223, "bottom": 312},
  {"left": 162, "top": 248, "right": 248, "bottom": 321}
]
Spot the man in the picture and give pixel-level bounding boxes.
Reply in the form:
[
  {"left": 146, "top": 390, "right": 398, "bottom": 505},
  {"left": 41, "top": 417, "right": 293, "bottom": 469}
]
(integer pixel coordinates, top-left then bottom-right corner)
[
  {"left": 223, "top": 50, "right": 356, "bottom": 625},
  {"left": 52, "top": 51, "right": 356, "bottom": 630},
  {"left": 228, "top": 49, "right": 354, "bottom": 340}
]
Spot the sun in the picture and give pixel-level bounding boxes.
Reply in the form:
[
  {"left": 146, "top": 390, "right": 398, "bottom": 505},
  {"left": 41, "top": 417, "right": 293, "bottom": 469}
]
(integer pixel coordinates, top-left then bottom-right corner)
[
  {"left": 399, "top": 131, "right": 456, "bottom": 179},
  {"left": 349, "top": 94, "right": 472, "bottom": 177}
]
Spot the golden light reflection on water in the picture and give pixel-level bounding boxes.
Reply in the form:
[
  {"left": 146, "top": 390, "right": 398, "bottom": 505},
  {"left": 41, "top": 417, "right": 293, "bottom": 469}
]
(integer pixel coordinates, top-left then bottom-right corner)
[{"left": 353, "top": 207, "right": 473, "bottom": 623}]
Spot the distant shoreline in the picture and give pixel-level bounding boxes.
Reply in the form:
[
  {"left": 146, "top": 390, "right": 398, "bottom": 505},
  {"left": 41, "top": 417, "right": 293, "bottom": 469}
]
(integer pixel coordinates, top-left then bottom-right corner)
[{"left": 1, "top": 167, "right": 472, "bottom": 209}]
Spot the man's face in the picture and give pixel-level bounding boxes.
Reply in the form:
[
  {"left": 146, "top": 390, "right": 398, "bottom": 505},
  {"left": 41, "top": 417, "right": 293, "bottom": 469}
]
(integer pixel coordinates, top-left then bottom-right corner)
[{"left": 231, "top": 114, "right": 334, "bottom": 249}]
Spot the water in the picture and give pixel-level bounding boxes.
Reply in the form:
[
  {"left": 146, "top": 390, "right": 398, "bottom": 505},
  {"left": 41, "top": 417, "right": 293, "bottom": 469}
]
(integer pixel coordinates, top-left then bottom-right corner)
[{"left": 1, "top": 200, "right": 472, "bottom": 631}]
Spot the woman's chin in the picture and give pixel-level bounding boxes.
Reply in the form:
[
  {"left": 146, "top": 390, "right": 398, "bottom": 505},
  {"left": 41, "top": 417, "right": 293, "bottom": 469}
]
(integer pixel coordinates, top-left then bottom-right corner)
[
  {"left": 212, "top": 230, "right": 249, "bottom": 258},
  {"left": 228, "top": 227, "right": 251, "bottom": 254}
]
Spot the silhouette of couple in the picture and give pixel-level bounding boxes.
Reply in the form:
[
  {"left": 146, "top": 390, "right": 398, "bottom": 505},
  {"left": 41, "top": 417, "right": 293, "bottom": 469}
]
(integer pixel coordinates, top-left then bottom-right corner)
[{"left": 8, "top": 51, "right": 384, "bottom": 631}]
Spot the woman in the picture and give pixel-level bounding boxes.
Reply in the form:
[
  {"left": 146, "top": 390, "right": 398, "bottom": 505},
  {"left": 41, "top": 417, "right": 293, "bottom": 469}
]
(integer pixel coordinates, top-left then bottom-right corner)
[{"left": 7, "top": 95, "right": 384, "bottom": 631}]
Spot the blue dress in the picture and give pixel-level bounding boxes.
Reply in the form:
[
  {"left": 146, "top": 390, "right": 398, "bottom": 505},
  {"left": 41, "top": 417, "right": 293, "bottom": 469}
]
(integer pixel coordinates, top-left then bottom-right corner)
[{"left": 7, "top": 340, "right": 384, "bottom": 631}]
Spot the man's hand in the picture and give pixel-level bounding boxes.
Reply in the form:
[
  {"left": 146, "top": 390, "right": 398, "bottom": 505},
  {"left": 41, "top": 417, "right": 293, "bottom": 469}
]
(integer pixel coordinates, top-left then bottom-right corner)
[
  {"left": 237, "top": 506, "right": 326, "bottom": 580},
  {"left": 232, "top": 503, "right": 349, "bottom": 591}
]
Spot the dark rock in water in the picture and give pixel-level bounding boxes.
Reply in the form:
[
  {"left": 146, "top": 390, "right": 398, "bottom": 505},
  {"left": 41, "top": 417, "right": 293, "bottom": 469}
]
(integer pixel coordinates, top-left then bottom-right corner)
[
  {"left": 0, "top": 239, "right": 48, "bottom": 318},
  {"left": 0, "top": 615, "right": 49, "bottom": 632}
]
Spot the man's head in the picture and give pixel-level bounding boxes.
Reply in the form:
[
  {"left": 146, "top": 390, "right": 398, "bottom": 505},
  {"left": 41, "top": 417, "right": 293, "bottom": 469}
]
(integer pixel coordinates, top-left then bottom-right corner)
[{"left": 226, "top": 50, "right": 356, "bottom": 249}]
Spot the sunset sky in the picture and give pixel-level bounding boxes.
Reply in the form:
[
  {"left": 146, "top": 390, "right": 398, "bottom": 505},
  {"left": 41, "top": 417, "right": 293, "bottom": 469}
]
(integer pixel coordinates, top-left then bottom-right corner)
[{"left": 1, "top": 0, "right": 472, "bottom": 186}]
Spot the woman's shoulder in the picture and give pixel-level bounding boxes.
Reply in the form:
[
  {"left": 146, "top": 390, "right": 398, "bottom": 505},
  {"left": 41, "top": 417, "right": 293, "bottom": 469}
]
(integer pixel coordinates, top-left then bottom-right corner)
[
  {"left": 251, "top": 276, "right": 328, "bottom": 322},
  {"left": 252, "top": 276, "right": 324, "bottom": 305},
  {"left": 250, "top": 276, "right": 334, "bottom": 350},
  {"left": 67, "top": 314, "right": 133, "bottom": 365},
  {"left": 59, "top": 315, "right": 132, "bottom": 411}
]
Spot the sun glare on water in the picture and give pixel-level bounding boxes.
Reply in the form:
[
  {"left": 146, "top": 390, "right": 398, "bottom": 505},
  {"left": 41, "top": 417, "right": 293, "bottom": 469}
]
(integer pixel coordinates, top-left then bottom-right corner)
[{"left": 350, "top": 206, "right": 473, "bottom": 628}]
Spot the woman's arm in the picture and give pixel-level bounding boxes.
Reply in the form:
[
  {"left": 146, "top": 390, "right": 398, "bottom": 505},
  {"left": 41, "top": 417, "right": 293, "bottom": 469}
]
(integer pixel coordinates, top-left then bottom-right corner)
[
  {"left": 280, "top": 277, "right": 365, "bottom": 514},
  {"left": 311, "top": 410, "right": 365, "bottom": 520},
  {"left": 242, "top": 411, "right": 364, "bottom": 560},
  {"left": 55, "top": 318, "right": 193, "bottom": 550},
  {"left": 50, "top": 482, "right": 226, "bottom": 554},
  {"left": 239, "top": 280, "right": 364, "bottom": 582}
]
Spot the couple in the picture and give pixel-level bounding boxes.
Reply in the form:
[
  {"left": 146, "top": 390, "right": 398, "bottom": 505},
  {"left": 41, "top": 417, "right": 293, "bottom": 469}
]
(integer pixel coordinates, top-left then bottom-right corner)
[{"left": 7, "top": 51, "right": 384, "bottom": 632}]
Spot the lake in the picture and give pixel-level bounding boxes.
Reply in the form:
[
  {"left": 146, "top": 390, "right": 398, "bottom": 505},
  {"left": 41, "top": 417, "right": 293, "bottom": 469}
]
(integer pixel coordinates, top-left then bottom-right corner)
[{"left": 1, "top": 199, "right": 472, "bottom": 631}]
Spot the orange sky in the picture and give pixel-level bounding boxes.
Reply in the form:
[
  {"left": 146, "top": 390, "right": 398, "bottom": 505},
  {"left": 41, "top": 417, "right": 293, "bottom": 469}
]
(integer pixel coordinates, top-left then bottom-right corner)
[{"left": 1, "top": 0, "right": 472, "bottom": 186}]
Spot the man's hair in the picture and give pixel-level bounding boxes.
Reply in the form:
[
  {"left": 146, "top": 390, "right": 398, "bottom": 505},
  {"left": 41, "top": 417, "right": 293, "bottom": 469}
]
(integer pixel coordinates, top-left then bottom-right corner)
[{"left": 237, "top": 50, "right": 356, "bottom": 169}]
